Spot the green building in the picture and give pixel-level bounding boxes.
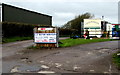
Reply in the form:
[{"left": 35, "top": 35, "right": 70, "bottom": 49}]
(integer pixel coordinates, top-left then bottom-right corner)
[{"left": 0, "top": 3, "right": 52, "bottom": 25}]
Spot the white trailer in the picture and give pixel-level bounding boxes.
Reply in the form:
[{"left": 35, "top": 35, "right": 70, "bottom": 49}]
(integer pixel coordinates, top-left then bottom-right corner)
[{"left": 83, "top": 19, "right": 112, "bottom": 38}]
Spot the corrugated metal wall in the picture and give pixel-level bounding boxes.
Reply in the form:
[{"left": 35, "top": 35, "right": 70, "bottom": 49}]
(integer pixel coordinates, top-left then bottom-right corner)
[{"left": 2, "top": 4, "right": 52, "bottom": 25}]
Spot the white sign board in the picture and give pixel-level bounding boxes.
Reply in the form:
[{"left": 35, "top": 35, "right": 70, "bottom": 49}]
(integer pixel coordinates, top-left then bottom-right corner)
[
  {"left": 34, "top": 33, "right": 56, "bottom": 43},
  {"left": 84, "top": 19, "right": 101, "bottom": 29}
]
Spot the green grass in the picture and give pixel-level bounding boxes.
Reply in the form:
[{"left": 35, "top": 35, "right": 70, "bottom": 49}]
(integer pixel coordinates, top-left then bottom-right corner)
[
  {"left": 2, "top": 36, "right": 33, "bottom": 43},
  {"left": 113, "top": 52, "right": 120, "bottom": 70},
  {"left": 59, "top": 38, "right": 114, "bottom": 47}
]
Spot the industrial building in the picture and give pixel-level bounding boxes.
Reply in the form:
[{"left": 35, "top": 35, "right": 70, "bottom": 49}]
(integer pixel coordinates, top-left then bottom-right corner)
[
  {"left": 83, "top": 19, "right": 113, "bottom": 38},
  {"left": 0, "top": 3, "right": 52, "bottom": 26}
]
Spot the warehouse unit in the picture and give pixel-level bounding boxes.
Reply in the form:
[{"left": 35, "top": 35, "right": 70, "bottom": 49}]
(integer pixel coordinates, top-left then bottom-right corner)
[{"left": 0, "top": 3, "right": 52, "bottom": 25}]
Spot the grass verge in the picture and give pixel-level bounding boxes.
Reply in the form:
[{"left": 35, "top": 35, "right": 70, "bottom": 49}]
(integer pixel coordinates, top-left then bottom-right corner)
[
  {"left": 27, "top": 38, "right": 116, "bottom": 49},
  {"left": 112, "top": 51, "right": 120, "bottom": 70},
  {"left": 59, "top": 38, "right": 114, "bottom": 47},
  {"left": 2, "top": 36, "right": 33, "bottom": 43}
]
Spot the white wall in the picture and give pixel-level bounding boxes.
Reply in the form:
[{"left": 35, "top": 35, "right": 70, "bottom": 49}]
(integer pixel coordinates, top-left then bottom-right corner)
[
  {"left": 106, "top": 24, "right": 113, "bottom": 31},
  {"left": 106, "top": 24, "right": 113, "bottom": 37}
]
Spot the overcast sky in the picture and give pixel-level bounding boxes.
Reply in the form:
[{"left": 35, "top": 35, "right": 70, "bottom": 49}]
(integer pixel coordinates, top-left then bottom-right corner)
[{"left": 0, "top": 0, "right": 119, "bottom": 27}]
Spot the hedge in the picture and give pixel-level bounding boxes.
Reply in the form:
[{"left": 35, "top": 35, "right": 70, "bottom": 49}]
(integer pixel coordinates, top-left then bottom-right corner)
[
  {"left": 2, "top": 22, "right": 51, "bottom": 38},
  {"left": 58, "top": 28, "right": 80, "bottom": 37}
]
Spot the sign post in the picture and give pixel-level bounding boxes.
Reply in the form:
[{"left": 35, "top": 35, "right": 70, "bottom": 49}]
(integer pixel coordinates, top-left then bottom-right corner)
[{"left": 34, "top": 27, "right": 59, "bottom": 47}]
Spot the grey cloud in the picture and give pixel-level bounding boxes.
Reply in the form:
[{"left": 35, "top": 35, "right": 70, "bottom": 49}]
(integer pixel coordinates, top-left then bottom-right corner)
[{"left": 2, "top": 1, "right": 118, "bottom": 26}]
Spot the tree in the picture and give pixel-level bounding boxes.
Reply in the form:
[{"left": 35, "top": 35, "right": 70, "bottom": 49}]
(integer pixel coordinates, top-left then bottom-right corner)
[{"left": 62, "top": 12, "right": 94, "bottom": 37}]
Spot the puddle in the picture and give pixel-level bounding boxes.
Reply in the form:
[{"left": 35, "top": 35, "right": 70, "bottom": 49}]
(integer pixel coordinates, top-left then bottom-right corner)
[
  {"left": 4, "top": 60, "right": 44, "bottom": 73},
  {"left": 18, "top": 64, "right": 42, "bottom": 72},
  {"left": 10, "top": 64, "right": 42, "bottom": 72},
  {"left": 96, "top": 48, "right": 110, "bottom": 50}
]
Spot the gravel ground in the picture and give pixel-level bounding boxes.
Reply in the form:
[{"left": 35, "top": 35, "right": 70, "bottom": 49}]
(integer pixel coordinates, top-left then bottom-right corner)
[{"left": 2, "top": 39, "right": 120, "bottom": 73}]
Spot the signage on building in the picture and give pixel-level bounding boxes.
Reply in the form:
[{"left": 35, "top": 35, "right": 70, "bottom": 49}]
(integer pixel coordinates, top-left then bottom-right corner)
[{"left": 84, "top": 19, "right": 101, "bottom": 29}]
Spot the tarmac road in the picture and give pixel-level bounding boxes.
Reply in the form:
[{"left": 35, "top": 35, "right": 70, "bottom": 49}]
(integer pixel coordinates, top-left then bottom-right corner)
[
  {"left": 2, "top": 37, "right": 69, "bottom": 57},
  {"left": 2, "top": 39, "right": 120, "bottom": 73}
]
